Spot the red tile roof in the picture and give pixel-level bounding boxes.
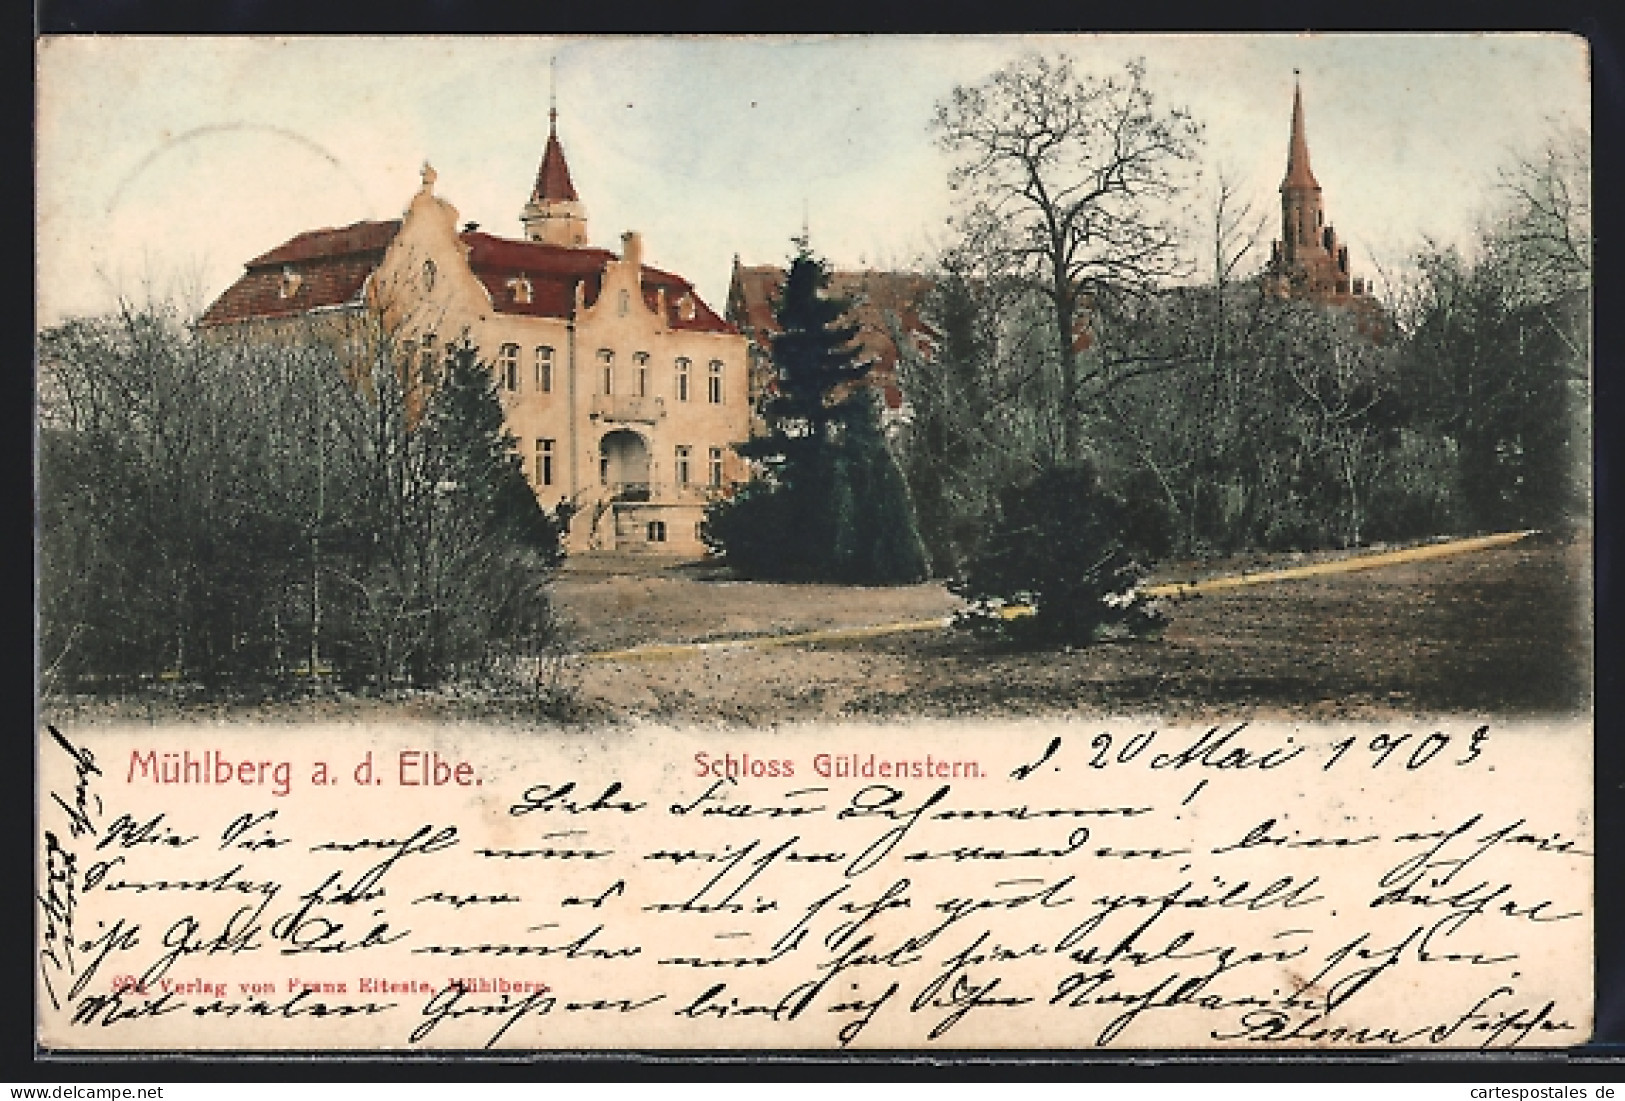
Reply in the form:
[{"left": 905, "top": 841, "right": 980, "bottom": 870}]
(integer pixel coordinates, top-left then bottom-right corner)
[
  {"left": 728, "top": 265, "right": 784, "bottom": 338},
  {"left": 201, "top": 220, "right": 734, "bottom": 334},
  {"left": 461, "top": 232, "right": 734, "bottom": 331},
  {"left": 532, "top": 132, "right": 579, "bottom": 203},
  {"left": 200, "top": 219, "right": 400, "bottom": 326}
]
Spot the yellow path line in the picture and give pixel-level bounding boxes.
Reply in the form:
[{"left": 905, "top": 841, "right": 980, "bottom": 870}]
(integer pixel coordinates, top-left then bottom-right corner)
[
  {"left": 1141, "top": 529, "right": 1536, "bottom": 598},
  {"left": 583, "top": 530, "right": 1535, "bottom": 663}
]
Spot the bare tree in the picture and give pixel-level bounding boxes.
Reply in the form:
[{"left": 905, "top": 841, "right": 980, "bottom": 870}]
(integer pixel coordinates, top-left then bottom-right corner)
[
  {"left": 38, "top": 281, "right": 564, "bottom": 695},
  {"left": 1492, "top": 128, "right": 1591, "bottom": 305},
  {"left": 934, "top": 54, "right": 1202, "bottom": 461},
  {"left": 1396, "top": 133, "right": 1591, "bottom": 533}
]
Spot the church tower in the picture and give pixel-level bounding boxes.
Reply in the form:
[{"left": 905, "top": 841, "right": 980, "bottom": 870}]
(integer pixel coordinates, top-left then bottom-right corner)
[
  {"left": 520, "top": 97, "right": 589, "bottom": 247},
  {"left": 1264, "top": 76, "right": 1369, "bottom": 301}
]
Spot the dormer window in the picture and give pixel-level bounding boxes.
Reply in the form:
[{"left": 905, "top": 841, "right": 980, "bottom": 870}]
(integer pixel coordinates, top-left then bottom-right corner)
[
  {"left": 677, "top": 293, "right": 697, "bottom": 322},
  {"left": 278, "top": 267, "right": 302, "bottom": 299},
  {"left": 508, "top": 276, "right": 534, "bottom": 305}
]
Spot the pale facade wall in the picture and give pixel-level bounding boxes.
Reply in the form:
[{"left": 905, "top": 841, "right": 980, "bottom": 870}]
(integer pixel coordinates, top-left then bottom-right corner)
[{"left": 371, "top": 178, "right": 751, "bottom": 557}]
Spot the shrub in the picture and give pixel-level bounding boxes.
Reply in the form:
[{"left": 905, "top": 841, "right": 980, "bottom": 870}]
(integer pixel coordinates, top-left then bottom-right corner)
[{"left": 953, "top": 463, "right": 1165, "bottom": 646}]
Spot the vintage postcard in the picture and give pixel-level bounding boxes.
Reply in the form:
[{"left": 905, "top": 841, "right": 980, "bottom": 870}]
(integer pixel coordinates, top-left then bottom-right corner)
[{"left": 35, "top": 34, "right": 1593, "bottom": 1054}]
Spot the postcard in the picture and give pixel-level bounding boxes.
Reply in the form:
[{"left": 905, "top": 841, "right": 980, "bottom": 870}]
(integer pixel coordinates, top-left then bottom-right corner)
[{"left": 35, "top": 34, "right": 1593, "bottom": 1053}]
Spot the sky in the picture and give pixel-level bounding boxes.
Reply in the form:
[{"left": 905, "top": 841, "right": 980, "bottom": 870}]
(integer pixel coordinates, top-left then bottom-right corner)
[{"left": 35, "top": 34, "right": 1589, "bottom": 327}]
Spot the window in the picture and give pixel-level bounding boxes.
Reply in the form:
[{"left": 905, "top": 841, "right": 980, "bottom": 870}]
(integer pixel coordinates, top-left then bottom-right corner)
[
  {"left": 708, "top": 360, "right": 724, "bottom": 403},
  {"left": 536, "top": 439, "right": 555, "bottom": 487},
  {"left": 508, "top": 276, "right": 533, "bottom": 304},
  {"left": 419, "top": 334, "right": 437, "bottom": 381},
  {"left": 536, "top": 346, "right": 554, "bottom": 393},
  {"left": 278, "top": 266, "right": 302, "bottom": 299},
  {"left": 598, "top": 350, "right": 614, "bottom": 395},
  {"left": 708, "top": 446, "right": 724, "bottom": 488},
  {"left": 634, "top": 353, "right": 649, "bottom": 397},
  {"left": 675, "top": 358, "right": 691, "bottom": 402},
  {"left": 422, "top": 259, "right": 437, "bottom": 291},
  {"left": 499, "top": 344, "right": 521, "bottom": 392},
  {"left": 599, "top": 454, "right": 610, "bottom": 485},
  {"left": 675, "top": 445, "right": 692, "bottom": 487},
  {"left": 646, "top": 520, "right": 667, "bottom": 543},
  {"left": 618, "top": 289, "right": 631, "bottom": 316}
]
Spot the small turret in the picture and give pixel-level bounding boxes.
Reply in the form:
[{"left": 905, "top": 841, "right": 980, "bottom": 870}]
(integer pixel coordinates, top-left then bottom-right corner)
[{"left": 520, "top": 75, "right": 589, "bottom": 247}]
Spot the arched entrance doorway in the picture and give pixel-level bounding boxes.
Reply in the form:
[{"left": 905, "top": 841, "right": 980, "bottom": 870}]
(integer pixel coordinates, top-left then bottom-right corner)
[{"left": 599, "top": 429, "right": 650, "bottom": 501}]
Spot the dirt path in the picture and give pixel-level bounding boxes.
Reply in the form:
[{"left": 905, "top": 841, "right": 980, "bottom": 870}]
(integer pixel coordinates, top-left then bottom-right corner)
[
  {"left": 552, "top": 556, "right": 962, "bottom": 654},
  {"left": 571, "top": 530, "right": 1537, "bottom": 662},
  {"left": 568, "top": 532, "right": 1589, "bottom": 723},
  {"left": 42, "top": 532, "right": 1588, "bottom": 726}
]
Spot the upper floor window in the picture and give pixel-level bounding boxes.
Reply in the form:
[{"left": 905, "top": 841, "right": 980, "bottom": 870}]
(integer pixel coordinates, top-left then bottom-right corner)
[
  {"left": 499, "top": 344, "right": 521, "bottom": 392},
  {"left": 634, "top": 353, "right": 650, "bottom": 398},
  {"left": 536, "top": 346, "right": 554, "bottom": 393},
  {"left": 708, "top": 446, "right": 724, "bottom": 488},
  {"left": 418, "top": 334, "right": 437, "bottom": 381},
  {"left": 598, "top": 349, "right": 615, "bottom": 395},
  {"left": 675, "top": 445, "right": 692, "bottom": 487},
  {"left": 708, "top": 360, "right": 724, "bottom": 404},
  {"left": 675, "top": 358, "right": 691, "bottom": 402}
]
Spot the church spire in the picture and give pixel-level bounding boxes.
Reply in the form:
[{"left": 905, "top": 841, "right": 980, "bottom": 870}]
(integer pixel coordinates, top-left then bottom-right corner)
[
  {"left": 1282, "top": 72, "right": 1320, "bottom": 191},
  {"left": 1266, "top": 72, "right": 1367, "bottom": 301}
]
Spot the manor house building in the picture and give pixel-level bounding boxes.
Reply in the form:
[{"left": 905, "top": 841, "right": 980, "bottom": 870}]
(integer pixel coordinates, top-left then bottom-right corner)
[{"left": 200, "top": 112, "right": 751, "bottom": 558}]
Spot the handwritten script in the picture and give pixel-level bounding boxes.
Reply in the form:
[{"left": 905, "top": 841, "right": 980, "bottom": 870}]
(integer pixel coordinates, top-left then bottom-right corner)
[{"left": 36, "top": 720, "right": 1591, "bottom": 1050}]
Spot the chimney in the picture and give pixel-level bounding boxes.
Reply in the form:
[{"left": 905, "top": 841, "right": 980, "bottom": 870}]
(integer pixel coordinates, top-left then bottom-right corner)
[{"left": 621, "top": 231, "right": 643, "bottom": 269}]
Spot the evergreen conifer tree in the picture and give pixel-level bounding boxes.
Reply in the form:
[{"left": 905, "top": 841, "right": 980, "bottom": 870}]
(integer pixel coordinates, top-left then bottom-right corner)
[
  {"left": 707, "top": 241, "right": 928, "bottom": 584},
  {"left": 420, "top": 342, "right": 563, "bottom": 562}
]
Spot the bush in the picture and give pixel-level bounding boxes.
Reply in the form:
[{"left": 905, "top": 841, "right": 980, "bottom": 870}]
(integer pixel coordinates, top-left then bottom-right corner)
[{"left": 952, "top": 463, "right": 1165, "bottom": 646}]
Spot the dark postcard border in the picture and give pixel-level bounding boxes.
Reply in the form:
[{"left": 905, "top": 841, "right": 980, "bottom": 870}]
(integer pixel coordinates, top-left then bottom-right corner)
[{"left": 18, "top": 2, "right": 1625, "bottom": 1083}]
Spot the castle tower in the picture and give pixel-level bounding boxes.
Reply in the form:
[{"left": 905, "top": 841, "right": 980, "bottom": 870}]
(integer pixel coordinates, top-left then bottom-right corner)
[
  {"left": 1265, "top": 76, "right": 1367, "bottom": 300},
  {"left": 520, "top": 100, "right": 589, "bottom": 247}
]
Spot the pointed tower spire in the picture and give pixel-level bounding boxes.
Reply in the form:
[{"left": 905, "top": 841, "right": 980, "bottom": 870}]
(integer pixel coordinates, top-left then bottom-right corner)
[
  {"left": 521, "top": 60, "right": 589, "bottom": 246},
  {"left": 1266, "top": 71, "right": 1363, "bottom": 301},
  {"left": 549, "top": 56, "right": 558, "bottom": 138},
  {"left": 1282, "top": 71, "right": 1320, "bottom": 191}
]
